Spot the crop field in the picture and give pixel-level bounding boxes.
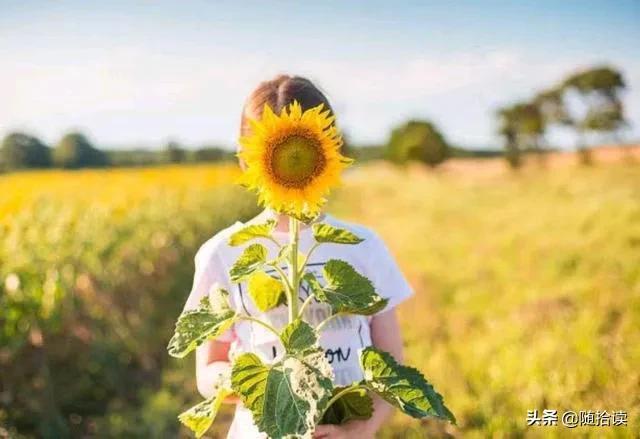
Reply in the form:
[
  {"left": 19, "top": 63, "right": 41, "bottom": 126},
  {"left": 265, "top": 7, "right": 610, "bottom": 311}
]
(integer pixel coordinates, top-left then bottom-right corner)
[{"left": 1, "top": 157, "right": 639, "bottom": 438}]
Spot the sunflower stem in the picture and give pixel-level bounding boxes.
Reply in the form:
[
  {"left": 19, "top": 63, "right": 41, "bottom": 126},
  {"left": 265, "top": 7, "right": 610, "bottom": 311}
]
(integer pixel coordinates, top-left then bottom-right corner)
[{"left": 288, "top": 216, "right": 300, "bottom": 323}]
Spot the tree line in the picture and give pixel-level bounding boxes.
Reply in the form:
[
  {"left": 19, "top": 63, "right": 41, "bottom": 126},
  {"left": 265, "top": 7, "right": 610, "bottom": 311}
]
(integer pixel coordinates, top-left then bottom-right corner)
[
  {"left": 0, "top": 132, "right": 236, "bottom": 171},
  {"left": 0, "top": 64, "right": 630, "bottom": 172}
]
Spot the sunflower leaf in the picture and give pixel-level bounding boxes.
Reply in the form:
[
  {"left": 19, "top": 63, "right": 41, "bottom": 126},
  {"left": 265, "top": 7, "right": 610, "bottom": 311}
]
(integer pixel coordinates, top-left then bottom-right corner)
[
  {"left": 178, "top": 377, "right": 232, "bottom": 438},
  {"left": 280, "top": 319, "right": 318, "bottom": 355},
  {"left": 231, "top": 351, "right": 333, "bottom": 439},
  {"left": 312, "top": 223, "right": 364, "bottom": 245},
  {"left": 315, "top": 259, "right": 388, "bottom": 315},
  {"left": 320, "top": 387, "right": 373, "bottom": 425},
  {"left": 167, "top": 294, "right": 236, "bottom": 358},
  {"left": 359, "top": 346, "right": 456, "bottom": 424},
  {"left": 247, "top": 271, "right": 286, "bottom": 312},
  {"left": 229, "top": 243, "right": 267, "bottom": 282},
  {"left": 228, "top": 219, "right": 277, "bottom": 246}
]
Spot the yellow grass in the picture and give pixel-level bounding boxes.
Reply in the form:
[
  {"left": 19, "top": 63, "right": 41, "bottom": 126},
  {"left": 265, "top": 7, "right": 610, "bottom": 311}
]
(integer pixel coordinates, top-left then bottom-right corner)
[
  {"left": 2, "top": 157, "right": 638, "bottom": 438},
  {"left": 332, "top": 161, "right": 640, "bottom": 438}
]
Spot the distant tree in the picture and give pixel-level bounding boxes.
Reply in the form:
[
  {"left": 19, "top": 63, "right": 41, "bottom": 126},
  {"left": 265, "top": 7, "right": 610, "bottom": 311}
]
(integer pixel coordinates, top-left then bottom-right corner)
[
  {"left": 192, "top": 146, "right": 234, "bottom": 162},
  {"left": 561, "top": 66, "right": 627, "bottom": 164},
  {"left": 497, "top": 101, "right": 548, "bottom": 168},
  {"left": 347, "top": 144, "right": 387, "bottom": 162},
  {"left": 0, "top": 132, "right": 52, "bottom": 170},
  {"left": 54, "top": 132, "right": 108, "bottom": 168},
  {"left": 164, "top": 141, "right": 186, "bottom": 163},
  {"left": 497, "top": 106, "right": 522, "bottom": 169},
  {"left": 534, "top": 87, "right": 571, "bottom": 127},
  {"left": 386, "top": 120, "right": 450, "bottom": 166}
]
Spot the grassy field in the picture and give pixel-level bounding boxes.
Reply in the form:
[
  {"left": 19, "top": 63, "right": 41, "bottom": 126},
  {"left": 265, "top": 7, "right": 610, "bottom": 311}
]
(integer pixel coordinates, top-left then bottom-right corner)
[
  {"left": 332, "top": 160, "right": 640, "bottom": 438},
  {"left": 1, "top": 157, "right": 638, "bottom": 438}
]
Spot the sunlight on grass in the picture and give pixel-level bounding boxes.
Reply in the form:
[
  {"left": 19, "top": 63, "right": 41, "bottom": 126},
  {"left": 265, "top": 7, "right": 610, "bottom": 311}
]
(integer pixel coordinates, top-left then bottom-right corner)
[{"left": 331, "top": 163, "right": 640, "bottom": 438}]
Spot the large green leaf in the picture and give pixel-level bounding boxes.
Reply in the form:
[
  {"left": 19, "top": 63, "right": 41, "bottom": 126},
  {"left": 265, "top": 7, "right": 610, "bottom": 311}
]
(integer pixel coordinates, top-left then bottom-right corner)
[
  {"left": 231, "top": 351, "right": 333, "bottom": 438},
  {"left": 359, "top": 347, "right": 456, "bottom": 424},
  {"left": 167, "top": 295, "right": 236, "bottom": 358},
  {"left": 320, "top": 387, "right": 373, "bottom": 425},
  {"left": 280, "top": 319, "right": 318, "bottom": 355},
  {"left": 247, "top": 271, "right": 286, "bottom": 312},
  {"left": 314, "top": 260, "right": 388, "bottom": 315},
  {"left": 229, "top": 243, "right": 267, "bottom": 282},
  {"left": 228, "top": 219, "right": 276, "bottom": 246},
  {"left": 312, "top": 223, "right": 364, "bottom": 245},
  {"left": 178, "top": 388, "right": 232, "bottom": 438}
]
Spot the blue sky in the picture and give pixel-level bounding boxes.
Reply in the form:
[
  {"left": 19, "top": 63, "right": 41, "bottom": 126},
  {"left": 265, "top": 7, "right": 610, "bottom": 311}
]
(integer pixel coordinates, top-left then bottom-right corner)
[{"left": 1, "top": 0, "right": 639, "bottom": 149}]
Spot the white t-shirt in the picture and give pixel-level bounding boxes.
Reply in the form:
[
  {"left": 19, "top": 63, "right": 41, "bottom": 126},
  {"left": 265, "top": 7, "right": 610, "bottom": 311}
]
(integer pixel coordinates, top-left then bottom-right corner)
[{"left": 183, "top": 209, "right": 414, "bottom": 438}]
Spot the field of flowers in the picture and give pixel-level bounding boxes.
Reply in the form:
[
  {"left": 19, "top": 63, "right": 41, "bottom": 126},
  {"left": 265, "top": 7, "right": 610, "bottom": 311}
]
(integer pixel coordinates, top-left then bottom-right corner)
[
  {"left": 0, "top": 164, "right": 260, "bottom": 437},
  {"left": 1, "top": 159, "right": 639, "bottom": 437}
]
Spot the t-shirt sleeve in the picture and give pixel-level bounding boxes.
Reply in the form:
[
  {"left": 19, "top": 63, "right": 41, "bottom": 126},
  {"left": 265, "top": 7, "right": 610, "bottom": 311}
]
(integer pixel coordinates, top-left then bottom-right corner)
[
  {"left": 366, "top": 231, "right": 414, "bottom": 312},
  {"left": 182, "top": 240, "right": 236, "bottom": 343}
]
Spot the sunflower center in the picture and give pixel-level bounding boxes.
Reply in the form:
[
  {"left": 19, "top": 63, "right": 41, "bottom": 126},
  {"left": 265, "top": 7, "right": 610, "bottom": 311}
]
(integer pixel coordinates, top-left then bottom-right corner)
[{"left": 269, "top": 135, "right": 325, "bottom": 188}]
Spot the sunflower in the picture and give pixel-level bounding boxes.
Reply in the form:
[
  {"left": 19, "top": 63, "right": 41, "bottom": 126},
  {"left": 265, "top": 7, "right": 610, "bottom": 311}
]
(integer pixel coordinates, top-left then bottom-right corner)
[{"left": 238, "top": 101, "right": 351, "bottom": 217}]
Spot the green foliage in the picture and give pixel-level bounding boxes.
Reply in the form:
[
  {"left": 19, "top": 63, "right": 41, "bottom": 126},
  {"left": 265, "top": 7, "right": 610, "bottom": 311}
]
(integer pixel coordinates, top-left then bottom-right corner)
[
  {"left": 321, "top": 387, "right": 373, "bottom": 425},
  {"left": 247, "top": 271, "right": 286, "bottom": 312},
  {"left": 496, "top": 102, "right": 545, "bottom": 168},
  {"left": 167, "top": 294, "right": 237, "bottom": 358},
  {"left": 387, "top": 120, "right": 450, "bottom": 167},
  {"left": 561, "top": 66, "right": 627, "bottom": 151},
  {"left": 229, "top": 243, "right": 267, "bottom": 281},
  {"left": 192, "top": 146, "right": 237, "bottom": 163},
  {"left": 0, "top": 132, "right": 51, "bottom": 170},
  {"left": 280, "top": 319, "right": 318, "bottom": 355},
  {"left": 307, "top": 260, "right": 388, "bottom": 315},
  {"left": 178, "top": 388, "right": 232, "bottom": 438},
  {"left": 54, "top": 132, "right": 108, "bottom": 168},
  {"left": 165, "top": 141, "right": 187, "bottom": 163},
  {"left": 562, "top": 66, "right": 625, "bottom": 94},
  {"left": 312, "top": 223, "right": 364, "bottom": 244},
  {"left": 170, "top": 195, "right": 454, "bottom": 438},
  {"left": 231, "top": 352, "right": 334, "bottom": 439},
  {"left": 228, "top": 219, "right": 277, "bottom": 246},
  {"left": 360, "top": 347, "right": 455, "bottom": 423}
]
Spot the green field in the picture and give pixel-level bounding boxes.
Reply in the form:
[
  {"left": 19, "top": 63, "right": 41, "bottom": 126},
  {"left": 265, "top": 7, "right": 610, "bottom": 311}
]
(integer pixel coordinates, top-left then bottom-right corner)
[{"left": 1, "top": 161, "right": 638, "bottom": 438}]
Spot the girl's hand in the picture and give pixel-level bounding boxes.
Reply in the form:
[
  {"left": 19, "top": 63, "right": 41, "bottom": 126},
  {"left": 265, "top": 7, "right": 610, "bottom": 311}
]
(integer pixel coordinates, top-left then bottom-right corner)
[{"left": 313, "top": 420, "right": 376, "bottom": 439}]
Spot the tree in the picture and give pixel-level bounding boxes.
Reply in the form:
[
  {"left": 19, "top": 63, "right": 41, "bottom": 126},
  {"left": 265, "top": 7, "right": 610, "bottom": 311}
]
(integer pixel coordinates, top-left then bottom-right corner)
[
  {"left": 192, "top": 146, "right": 234, "bottom": 162},
  {"left": 386, "top": 120, "right": 450, "bottom": 166},
  {"left": 561, "top": 66, "right": 627, "bottom": 164},
  {"left": 164, "top": 141, "right": 186, "bottom": 163},
  {"left": 497, "top": 102, "right": 546, "bottom": 168},
  {"left": 497, "top": 106, "right": 522, "bottom": 169},
  {"left": 54, "top": 132, "right": 108, "bottom": 168},
  {"left": 0, "top": 132, "right": 51, "bottom": 170}
]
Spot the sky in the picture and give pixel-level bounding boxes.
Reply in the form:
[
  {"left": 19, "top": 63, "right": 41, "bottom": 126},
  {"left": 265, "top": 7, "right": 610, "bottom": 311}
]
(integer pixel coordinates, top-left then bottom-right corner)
[{"left": 1, "top": 0, "right": 639, "bottom": 150}]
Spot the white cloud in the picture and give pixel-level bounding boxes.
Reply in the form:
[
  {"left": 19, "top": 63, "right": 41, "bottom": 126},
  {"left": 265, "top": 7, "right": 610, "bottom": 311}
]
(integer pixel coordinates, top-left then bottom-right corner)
[{"left": 1, "top": 43, "right": 638, "bottom": 148}]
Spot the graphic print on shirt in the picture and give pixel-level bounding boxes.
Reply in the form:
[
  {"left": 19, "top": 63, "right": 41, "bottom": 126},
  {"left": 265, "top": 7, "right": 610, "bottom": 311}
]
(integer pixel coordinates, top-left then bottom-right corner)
[{"left": 234, "top": 261, "right": 371, "bottom": 386}]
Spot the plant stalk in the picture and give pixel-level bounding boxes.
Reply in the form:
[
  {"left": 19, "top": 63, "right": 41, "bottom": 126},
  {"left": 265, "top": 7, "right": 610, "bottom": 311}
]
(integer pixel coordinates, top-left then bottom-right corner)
[
  {"left": 238, "top": 315, "right": 280, "bottom": 338},
  {"left": 316, "top": 312, "right": 347, "bottom": 332},
  {"left": 288, "top": 216, "right": 300, "bottom": 323}
]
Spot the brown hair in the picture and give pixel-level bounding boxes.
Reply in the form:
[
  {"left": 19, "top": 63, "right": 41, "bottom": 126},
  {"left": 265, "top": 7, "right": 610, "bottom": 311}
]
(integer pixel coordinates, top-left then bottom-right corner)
[{"left": 240, "top": 75, "right": 334, "bottom": 137}]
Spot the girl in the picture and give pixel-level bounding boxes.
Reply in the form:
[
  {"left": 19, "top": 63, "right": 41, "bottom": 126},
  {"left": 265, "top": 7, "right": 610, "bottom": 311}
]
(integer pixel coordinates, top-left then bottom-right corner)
[{"left": 182, "top": 75, "right": 414, "bottom": 438}]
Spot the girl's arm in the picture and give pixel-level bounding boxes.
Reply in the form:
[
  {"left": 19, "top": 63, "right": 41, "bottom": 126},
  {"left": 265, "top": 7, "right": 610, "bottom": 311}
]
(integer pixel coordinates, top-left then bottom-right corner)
[
  {"left": 196, "top": 340, "right": 240, "bottom": 403},
  {"left": 314, "top": 308, "right": 404, "bottom": 439}
]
